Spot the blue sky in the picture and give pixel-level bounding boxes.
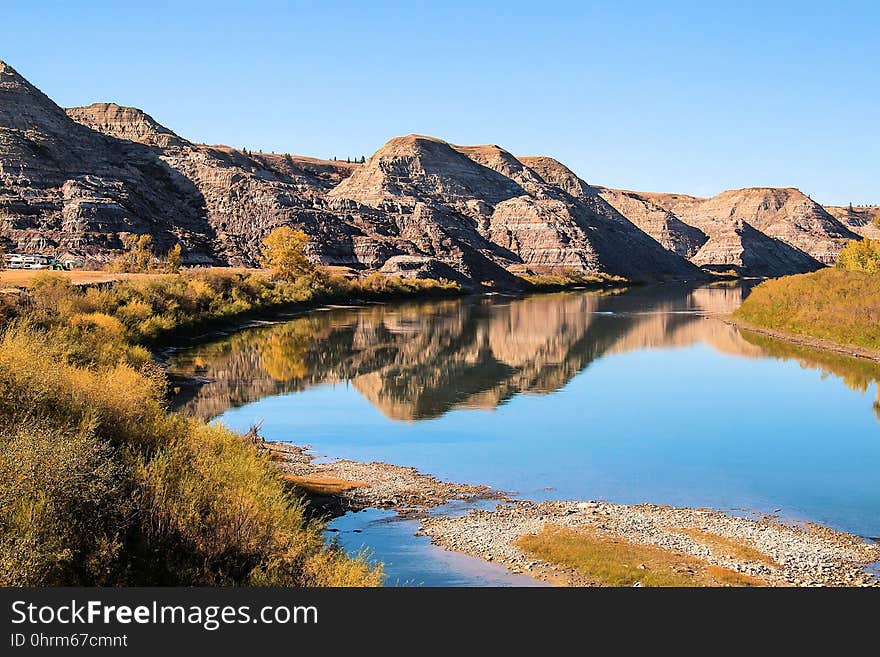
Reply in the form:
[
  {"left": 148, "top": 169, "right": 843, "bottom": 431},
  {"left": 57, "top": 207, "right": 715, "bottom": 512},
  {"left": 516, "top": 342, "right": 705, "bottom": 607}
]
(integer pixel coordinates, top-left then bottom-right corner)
[{"left": 3, "top": 1, "right": 877, "bottom": 204}]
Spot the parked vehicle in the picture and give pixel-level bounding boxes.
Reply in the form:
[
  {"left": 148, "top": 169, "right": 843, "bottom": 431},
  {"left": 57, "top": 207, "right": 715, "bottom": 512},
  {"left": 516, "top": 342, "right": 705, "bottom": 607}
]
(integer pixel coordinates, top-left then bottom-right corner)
[{"left": 3, "top": 253, "right": 70, "bottom": 270}]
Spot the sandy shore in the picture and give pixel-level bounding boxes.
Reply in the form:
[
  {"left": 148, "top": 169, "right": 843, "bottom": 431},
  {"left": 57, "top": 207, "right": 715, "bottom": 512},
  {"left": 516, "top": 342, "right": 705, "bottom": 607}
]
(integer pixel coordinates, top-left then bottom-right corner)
[{"left": 265, "top": 441, "right": 879, "bottom": 587}]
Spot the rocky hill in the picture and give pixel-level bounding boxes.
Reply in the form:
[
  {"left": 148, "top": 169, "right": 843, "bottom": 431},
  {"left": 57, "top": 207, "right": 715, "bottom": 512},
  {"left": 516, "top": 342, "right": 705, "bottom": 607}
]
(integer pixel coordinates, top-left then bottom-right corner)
[
  {"left": 825, "top": 205, "right": 880, "bottom": 239},
  {"left": 0, "top": 60, "right": 870, "bottom": 284},
  {"left": 0, "top": 62, "right": 217, "bottom": 260},
  {"left": 64, "top": 102, "right": 373, "bottom": 267},
  {"left": 329, "top": 137, "right": 699, "bottom": 281},
  {"left": 599, "top": 187, "right": 860, "bottom": 276}
]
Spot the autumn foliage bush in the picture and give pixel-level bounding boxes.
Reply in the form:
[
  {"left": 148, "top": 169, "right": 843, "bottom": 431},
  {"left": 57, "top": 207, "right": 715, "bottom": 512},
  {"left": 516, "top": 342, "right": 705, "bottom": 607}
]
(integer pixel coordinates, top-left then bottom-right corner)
[
  {"left": 0, "top": 268, "right": 409, "bottom": 585},
  {"left": 835, "top": 238, "right": 880, "bottom": 273}
]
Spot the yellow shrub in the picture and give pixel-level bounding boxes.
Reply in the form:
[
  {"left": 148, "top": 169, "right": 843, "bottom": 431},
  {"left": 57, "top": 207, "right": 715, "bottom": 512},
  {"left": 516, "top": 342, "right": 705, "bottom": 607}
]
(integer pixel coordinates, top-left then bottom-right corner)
[
  {"left": 70, "top": 312, "right": 126, "bottom": 338},
  {"left": 115, "top": 300, "right": 153, "bottom": 325},
  {"left": 0, "top": 322, "right": 381, "bottom": 586}
]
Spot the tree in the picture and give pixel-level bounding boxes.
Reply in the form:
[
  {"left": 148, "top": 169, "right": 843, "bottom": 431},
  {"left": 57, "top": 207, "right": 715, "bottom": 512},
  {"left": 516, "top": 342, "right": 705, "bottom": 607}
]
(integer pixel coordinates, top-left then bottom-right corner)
[
  {"left": 284, "top": 153, "right": 294, "bottom": 165},
  {"left": 346, "top": 156, "right": 350, "bottom": 163},
  {"left": 0, "top": 239, "right": 6, "bottom": 270},
  {"left": 119, "top": 234, "right": 156, "bottom": 272},
  {"left": 836, "top": 238, "right": 880, "bottom": 273},
  {"left": 360, "top": 155, "right": 366, "bottom": 164},
  {"left": 134, "top": 234, "right": 154, "bottom": 272},
  {"left": 260, "top": 227, "right": 315, "bottom": 282},
  {"left": 165, "top": 243, "right": 182, "bottom": 273}
]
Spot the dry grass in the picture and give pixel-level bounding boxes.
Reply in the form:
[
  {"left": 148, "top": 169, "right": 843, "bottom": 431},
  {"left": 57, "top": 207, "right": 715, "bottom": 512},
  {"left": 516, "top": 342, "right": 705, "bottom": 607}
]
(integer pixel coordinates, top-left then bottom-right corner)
[
  {"left": 674, "top": 528, "right": 778, "bottom": 567},
  {"left": 0, "top": 267, "right": 267, "bottom": 288},
  {"left": 0, "top": 321, "right": 382, "bottom": 587},
  {"left": 0, "top": 269, "right": 151, "bottom": 288},
  {"left": 282, "top": 474, "right": 369, "bottom": 496},
  {"left": 516, "top": 525, "right": 767, "bottom": 587},
  {"left": 734, "top": 269, "right": 880, "bottom": 350}
]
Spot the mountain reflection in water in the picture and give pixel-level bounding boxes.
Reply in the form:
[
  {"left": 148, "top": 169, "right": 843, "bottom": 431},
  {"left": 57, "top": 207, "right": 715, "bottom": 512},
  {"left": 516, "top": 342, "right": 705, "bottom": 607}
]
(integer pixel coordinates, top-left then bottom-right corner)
[{"left": 169, "top": 283, "right": 880, "bottom": 423}]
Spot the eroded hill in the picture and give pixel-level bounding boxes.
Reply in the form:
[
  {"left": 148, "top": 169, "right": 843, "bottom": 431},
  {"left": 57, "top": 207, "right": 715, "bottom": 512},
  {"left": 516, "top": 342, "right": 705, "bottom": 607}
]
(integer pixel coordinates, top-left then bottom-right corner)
[{"left": 0, "top": 60, "right": 870, "bottom": 284}]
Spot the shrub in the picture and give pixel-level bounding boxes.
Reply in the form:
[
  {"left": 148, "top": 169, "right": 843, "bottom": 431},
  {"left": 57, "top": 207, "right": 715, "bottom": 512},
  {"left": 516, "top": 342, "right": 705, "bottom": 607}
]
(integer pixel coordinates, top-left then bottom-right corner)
[
  {"left": 260, "top": 227, "right": 314, "bottom": 282},
  {"left": 0, "top": 322, "right": 380, "bottom": 586},
  {"left": 0, "top": 421, "right": 127, "bottom": 586},
  {"left": 519, "top": 269, "right": 626, "bottom": 291},
  {"left": 4, "top": 269, "right": 460, "bottom": 352},
  {"left": 0, "top": 264, "right": 466, "bottom": 585}
]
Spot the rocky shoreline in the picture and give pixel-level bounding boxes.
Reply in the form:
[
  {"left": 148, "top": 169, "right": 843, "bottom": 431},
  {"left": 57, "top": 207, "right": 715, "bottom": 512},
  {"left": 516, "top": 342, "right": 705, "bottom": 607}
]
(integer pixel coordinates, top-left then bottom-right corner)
[
  {"left": 420, "top": 500, "right": 880, "bottom": 587},
  {"left": 265, "top": 441, "right": 504, "bottom": 516},
  {"left": 265, "top": 441, "right": 880, "bottom": 587}
]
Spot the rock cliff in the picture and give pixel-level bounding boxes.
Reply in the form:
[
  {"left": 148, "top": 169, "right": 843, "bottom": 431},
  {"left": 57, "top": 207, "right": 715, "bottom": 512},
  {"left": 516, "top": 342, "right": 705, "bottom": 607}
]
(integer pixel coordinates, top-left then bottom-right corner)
[
  {"left": 65, "top": 102, "right": 373, "bottom": 267},
  {"left": 329, "top": 138, "right": 700, "bottom": 280},
  {"left": 0, "top": 62, "right": 217, "bottom": 260}
]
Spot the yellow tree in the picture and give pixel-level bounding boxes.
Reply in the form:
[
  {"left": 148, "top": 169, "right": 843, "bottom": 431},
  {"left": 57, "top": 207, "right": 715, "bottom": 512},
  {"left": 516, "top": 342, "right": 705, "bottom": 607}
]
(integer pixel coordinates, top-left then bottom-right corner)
[
  {"left": 119, "top": 234, "right": 156, "bottom": 272},
  {"left": 165, "top": 243, "right": 182, "bottom": 273},
  {"left": 836, "top": 238, "right": 880, "bottom": 273},
  {"left": 260, "top": 227, "right": 315, "bottom": 281}
]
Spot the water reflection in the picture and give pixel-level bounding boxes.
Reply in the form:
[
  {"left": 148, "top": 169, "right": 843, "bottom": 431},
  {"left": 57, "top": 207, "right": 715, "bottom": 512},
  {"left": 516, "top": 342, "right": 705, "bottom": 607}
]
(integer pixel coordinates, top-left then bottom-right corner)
[
  {"left": 169, "top": 282, "right": 880, "bottom": 423},
  {"left": 739, "top": 330, "right": 880, "bottom": 419}
]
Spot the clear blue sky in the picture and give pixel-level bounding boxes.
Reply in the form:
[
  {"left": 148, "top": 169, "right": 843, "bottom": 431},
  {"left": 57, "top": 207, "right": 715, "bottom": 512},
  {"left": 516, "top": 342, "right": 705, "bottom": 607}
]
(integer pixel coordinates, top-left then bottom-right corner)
[{"left": 3, "top": 1, "right": 877, "bottom": 204}]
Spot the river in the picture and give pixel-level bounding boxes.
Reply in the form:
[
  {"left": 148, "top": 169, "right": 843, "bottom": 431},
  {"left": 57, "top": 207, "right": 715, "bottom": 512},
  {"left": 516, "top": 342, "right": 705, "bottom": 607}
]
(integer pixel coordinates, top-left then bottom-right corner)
[{"left": 168, "top": 283, "right": 880, "bottom": 585}]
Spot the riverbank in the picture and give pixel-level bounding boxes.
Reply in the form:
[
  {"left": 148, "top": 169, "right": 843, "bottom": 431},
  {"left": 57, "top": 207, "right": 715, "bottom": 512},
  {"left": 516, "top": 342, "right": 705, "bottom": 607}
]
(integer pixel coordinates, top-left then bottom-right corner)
[
  {"left": 1, "top": 269, "right": 432, "bottom": 586},
  {"left": 263, "top": 440, "right": 880, "bottom": 587},
  {"left": 728, "top": 320, "right": 880, "bottom": 364},
  {"left": 733, "top": 269, "right": 880, "bottom": 355},
  {"left": 420, "top": 501, "right": 880, "bottom": 587}
]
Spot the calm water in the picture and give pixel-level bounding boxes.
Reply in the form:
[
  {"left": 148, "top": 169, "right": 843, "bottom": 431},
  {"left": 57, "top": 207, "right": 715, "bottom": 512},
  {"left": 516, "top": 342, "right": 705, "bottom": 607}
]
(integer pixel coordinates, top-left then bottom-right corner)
[{"left": 169, "top": 283, "right": 880, "bottom": 584}]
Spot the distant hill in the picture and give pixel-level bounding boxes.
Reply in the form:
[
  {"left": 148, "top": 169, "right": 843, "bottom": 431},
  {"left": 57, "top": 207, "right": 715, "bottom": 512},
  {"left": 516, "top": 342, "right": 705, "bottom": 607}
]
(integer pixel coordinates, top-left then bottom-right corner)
[
  {"left": 598, "top": 187, "right": 860, "bottom": 276},
  {"left": 824, "top": 205, "right": 880, "bottom": 239}
]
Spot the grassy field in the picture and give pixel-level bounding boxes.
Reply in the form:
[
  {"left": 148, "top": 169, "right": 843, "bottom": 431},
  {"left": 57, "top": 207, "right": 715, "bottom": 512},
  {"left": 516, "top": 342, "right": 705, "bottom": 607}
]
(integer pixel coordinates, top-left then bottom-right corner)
[{"left": 734, "top": 268, "right": 880, "bottom": 351}]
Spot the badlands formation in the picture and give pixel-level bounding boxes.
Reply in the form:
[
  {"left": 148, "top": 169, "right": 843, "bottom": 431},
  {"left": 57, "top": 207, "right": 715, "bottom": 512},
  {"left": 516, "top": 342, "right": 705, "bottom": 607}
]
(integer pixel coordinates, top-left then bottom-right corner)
[{"left": 0, "top": 61, "right": 871, "bottom": 287}]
